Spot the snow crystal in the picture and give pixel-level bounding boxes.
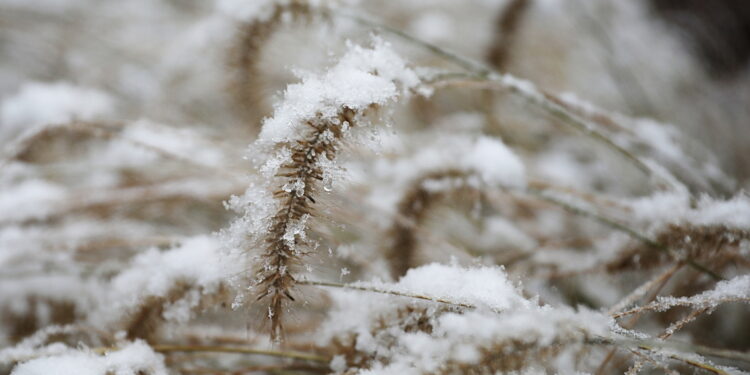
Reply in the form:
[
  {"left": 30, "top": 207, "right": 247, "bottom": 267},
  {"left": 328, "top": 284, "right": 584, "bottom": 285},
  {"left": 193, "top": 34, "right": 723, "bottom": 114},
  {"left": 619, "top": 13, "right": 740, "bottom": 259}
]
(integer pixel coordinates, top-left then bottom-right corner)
[
  {"left": 260, "top": 147, "right": 292, "bottom": 178},
  {"left": 221, "top": 182, "right": 279, "bottom": 252}
]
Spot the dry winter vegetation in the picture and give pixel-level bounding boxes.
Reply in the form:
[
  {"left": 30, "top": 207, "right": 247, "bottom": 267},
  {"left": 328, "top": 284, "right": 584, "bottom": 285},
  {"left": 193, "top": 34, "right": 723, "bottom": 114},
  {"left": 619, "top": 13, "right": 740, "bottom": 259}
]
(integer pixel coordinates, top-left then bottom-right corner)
[{"left": 2, "top": 0, "right": 750, "bottom": 374}]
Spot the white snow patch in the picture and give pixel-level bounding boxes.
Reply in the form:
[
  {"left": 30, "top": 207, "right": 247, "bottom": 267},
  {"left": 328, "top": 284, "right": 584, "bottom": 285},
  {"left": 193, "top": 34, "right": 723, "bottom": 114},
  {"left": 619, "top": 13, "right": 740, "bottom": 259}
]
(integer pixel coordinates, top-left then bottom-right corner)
[
  {"left": 0, "top": 180, "right": 66, "bottom": 222},
  {"left": 356, "top": 263, "right": 531, "bottom": 311},
  {"left": 1, "top": 82, "right": 113, "bottom": 142},
  {"left": 11, "top": 341, "right": 167, "bottom": 375},
  {"left": 257, "top": 39, "right": 419, "bottom": 144},
  {"left": 90, "top": 235, "right": 239, "bottom": 327},
  {"left": 629, "top": 192, "right": 750, "bottom": 229}
]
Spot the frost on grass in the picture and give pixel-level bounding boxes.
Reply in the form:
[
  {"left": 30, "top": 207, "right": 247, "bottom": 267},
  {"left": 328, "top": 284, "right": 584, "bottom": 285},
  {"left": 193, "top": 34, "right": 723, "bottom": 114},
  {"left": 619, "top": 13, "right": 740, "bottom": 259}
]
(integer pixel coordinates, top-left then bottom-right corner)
[
  {"left": 629, "top": 191, "right": 750, "bottom": 229},
  {"left": 89, "top": 235, "right": 239, "bottom": 330},
  {"left": 652, "top": 274, "right": 750, "bottom": 311},
  {"left": 256, "top": 39, "right": 420, "bottom": 145},
  {"left": 377, "top": 134, "right": 524, "bottom": 187},
  {"left": 370, "top": 308, "right": 609, "bottom": 375},
  {"left": 120, "top": 120, "right": 228, "bottom": 168},
  {"left": 368, "top": 134, "right": 525, "bottom": 215},
  {"left": 2, "top": 1, "right": 750, "bottom": 373},
  {"left": 0, "top": 180, "right": 66, "bottom": 222},
  {"left": 356, "top": 263, "right": 532, "bottom": 311},
  {"left": 372, "top": 134, "right": 526, "bottom": 277},
  {"left": 225, "top": 38, "right": 421, "bottom": 339},
  {"left": 400, "top": 135, "right": 525, "bottom": 190},
  {"left": 319, "top": 263, "right": 612, "bottom": 374}
]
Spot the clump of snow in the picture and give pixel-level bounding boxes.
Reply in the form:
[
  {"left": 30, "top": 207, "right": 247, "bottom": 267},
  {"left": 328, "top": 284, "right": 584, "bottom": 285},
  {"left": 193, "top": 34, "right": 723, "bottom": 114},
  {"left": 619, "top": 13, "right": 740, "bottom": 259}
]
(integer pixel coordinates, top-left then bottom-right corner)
[
  {"left": 0, "top": 218, "right": 164, "bottom": 270},
  {"left": 392, "top": 308, "right": 609, "bottom": 372},
  {"left": 0, "top": 326, "right": 77, "bottom": 364},
  {"left": 363, "top": 134, "right": 525, "bottom": 219},
  {"left": 691, "top": 195, "right": 750, "bottom": 228},
  {"left": 221, "top": 182, "right": 279, "bottom": 253},
  {"left": 226, "top": 40, "right": 420, "bottom": 266},
  {"left": 629, "top": 192, "right": 750, "bottom": 229},
  {"left": 1, "top": 82, "right": 114, "bottom": 142},
  {"left": 628, "top": 191, "right": 690, "bottom": 223},
  {"left": 385, "top": 263, "right": 532, "bottom": 311},
  {"left": 0, "top": 274, "right": 94, "bottom": 320},
  {"left": 11, "top": 340, "right": 167, "bottom": 375},
  {"left": 375, "top": 135, "right": 525, "bottom": 190},
  {"left": 461, "top": 136, "right": 525, "bottom": 187},
  {"left": 257, "top": 39, "right": 420, "bottom": 144},
  {"left": 318, "top": 263, "right": 612, "bottom": 375},
  {"left": 90, "top": 235, "right": 240, "bottom": 327},
  {"left": 317, "top": 263, "right": 530, "bottom": 347},
  {"left": 0, "top": 180, "right": 66, "bottom": 222}
]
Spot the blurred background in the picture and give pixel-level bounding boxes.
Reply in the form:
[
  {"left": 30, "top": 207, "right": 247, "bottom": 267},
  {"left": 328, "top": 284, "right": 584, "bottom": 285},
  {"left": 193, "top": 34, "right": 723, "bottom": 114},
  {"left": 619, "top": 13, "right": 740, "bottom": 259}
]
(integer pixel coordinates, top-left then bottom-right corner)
[
  {"left": 1, "top": 0, "right": 749, "bottom": 182},
  {"left": 1, "top": 0, "right": 749, "bottom": 367}
]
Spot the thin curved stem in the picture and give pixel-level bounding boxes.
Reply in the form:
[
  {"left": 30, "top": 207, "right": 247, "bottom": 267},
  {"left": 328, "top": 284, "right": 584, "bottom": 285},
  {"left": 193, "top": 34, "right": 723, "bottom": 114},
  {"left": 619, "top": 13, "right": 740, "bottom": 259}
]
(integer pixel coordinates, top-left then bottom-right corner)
[
  {"left": 298, "top": 279, "right": 474, "bottom": 309},
  {"left": 336, "top": 10, "right": 690, "bottom": 191},
  {"left": 504, "top": 186, "right": 722, "bottom": 281},
  {"left": 94, "top": 345, "right": 330, "bottom": 363}
]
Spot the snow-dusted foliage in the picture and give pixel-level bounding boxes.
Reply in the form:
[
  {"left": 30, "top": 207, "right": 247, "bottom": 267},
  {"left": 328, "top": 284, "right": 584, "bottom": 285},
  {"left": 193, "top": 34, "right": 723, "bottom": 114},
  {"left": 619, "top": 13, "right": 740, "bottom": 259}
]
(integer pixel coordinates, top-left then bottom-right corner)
[
  {"left": 9, "top": 340, "right": 167, "bottom": 375},
  {"left": 2, "top": 0, "right": 750, "bottom": 374}
]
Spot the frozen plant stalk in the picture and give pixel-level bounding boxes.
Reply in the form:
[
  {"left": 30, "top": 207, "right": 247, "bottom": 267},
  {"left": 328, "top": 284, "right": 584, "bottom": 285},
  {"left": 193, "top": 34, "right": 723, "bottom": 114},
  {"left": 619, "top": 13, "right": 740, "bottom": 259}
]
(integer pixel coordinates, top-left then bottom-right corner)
[{"left": 229, "top": 39, "right": 420, "bottom": 340}]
